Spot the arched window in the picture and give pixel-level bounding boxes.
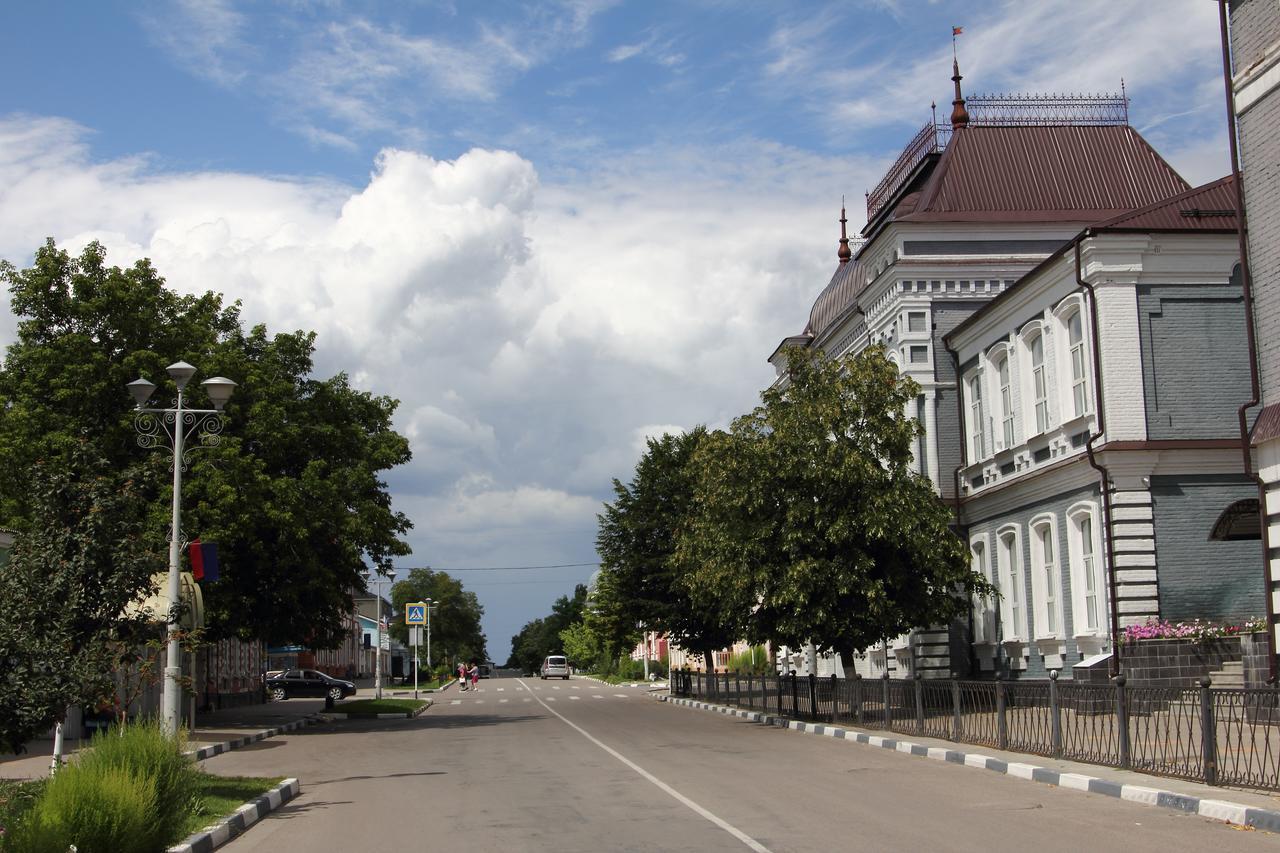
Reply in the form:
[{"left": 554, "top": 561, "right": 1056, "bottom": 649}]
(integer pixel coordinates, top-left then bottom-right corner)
[
  {"left": 1029, "top": 515, "right": 1063, "bottom": 639},
  {"left": 1067, "top": 310, "right": 1089, "bottom": 418},
  {"left": 996, "top": 526, "right": 1026, "bottom": 641},
  {"left": 971, "top": 537, "right": 995, "bottom": 643},
  {"left": 1067, "top": 503, "right": 1106, "bottom": 638},
  {"left": 967, "top": 372, "right": 985, "bottom": 461},
  {"left": 996, "top": 354, "right": 1014, "bottom": 450},
  {"left": 1030, "top": 333, "right": 1049, "bottom": 435},
  {"left": 1210, "top": 499, "right": 1262, "bottom": 541}
]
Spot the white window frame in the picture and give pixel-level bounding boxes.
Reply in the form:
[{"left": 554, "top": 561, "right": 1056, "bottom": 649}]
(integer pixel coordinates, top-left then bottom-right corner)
[
  {"left": 971, "top": 535, "right": 996, "bottom": 644},
  {"left": 1067, "top": 502, "right": 1107, "bottom": 638},
  {"left": 1052, "top": 296, "right": 1092, "bottom": 421},
  {"left": 995, "top": 525, "right": 1027, "bottom": 641},
  {"left": 996, "top": 353, "right": 1014, "bottom": 450},
  {"left": 907, "top": 310, "right": 927, "bottom": 333},
  {"left": 1028, "top": 513, "right": 1065, "bottom": 641},
  {"left": 1020, "top": 322, "right": 1050, "bottom": 436},
  {"left": 965, "top": 368, "right": 985, "bottom": 462}
]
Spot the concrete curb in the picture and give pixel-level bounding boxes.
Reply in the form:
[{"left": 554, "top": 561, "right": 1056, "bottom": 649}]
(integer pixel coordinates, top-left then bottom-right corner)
[
  {"left": 659, "top": 695, "right": 1280, "bottom": 833},
  {"left": 167, "top": 777, "right": 300, "bottom": 853},
  {"left": 186, "top": 714, "right": 323, "bottom": 762}
]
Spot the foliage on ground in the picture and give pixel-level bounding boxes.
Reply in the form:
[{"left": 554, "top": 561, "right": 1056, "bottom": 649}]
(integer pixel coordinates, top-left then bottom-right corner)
[
  {"left": 0, "top": 779, "right": 45, "bottom": 850},
  {"left": 3, "top": 721, "right": 201, "bottom": 852},
  {"left": 179, "top": 774, "right": 283, "bottom": 839},
  {"left": 331, "top": 698, "right": 427, "bottom": 715}
]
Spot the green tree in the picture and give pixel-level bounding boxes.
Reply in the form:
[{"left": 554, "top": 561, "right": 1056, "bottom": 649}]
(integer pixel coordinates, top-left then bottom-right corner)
[
  {"left": 595, "top": 428, "right": 739, "bottom": 670},
  {"left": 0, "top": 241, "right": 413, "bottom": 649},
  {"left": 506, "top": 584, "right": 588, "bottom": 673},
  {"left": 389, "top": 568, "right": 487, "bottom": 668},
  {"left": 0, "top": 445, "right": 164, "bottom": 753},
  {"left": 678, "top": 346, "right": 990, "bottom": 670},
  {"left": 558, "top": 620, "right": 602, "bottom": 672}
]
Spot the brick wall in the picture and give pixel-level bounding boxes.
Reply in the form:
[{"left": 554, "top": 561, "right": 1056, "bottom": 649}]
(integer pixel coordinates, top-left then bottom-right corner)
[
  {"left": 1231, "top": 0, "right": 1280, "bottom": 72},
  {"left": 1122, "top": 636, "right": 1242, "bottom": 688},
  {"left": 1239, "top": 93, "right": 1280, "bottom": 403}
]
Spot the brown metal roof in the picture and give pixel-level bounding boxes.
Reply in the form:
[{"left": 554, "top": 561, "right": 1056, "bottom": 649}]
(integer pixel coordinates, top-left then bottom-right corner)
[
  {"left": 807, "top": 256, "right": 864, "bottom": 341},
  {"left": 1091, "top": 174, "right": 1236, "bottom": 232},
  {"left": 896, "top": 124, "right": 1190, "bottom": 224}
]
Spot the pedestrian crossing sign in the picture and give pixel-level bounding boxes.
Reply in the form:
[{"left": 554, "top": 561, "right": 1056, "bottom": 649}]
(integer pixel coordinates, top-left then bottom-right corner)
[{"left": 406, "top": 602, "right": 427, "bottom": 626}]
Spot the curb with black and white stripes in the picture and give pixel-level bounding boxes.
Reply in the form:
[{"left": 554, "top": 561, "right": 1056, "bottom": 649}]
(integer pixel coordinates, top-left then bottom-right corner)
[
  {"left": 330, "top": 699, "right": 433, "bottom": 720},
  {"left": 167, "top": 778, "right": 300, "bottom": 853},
  {"left": 185, "top": 713, "right": 323, "bottom": 762},
  {"left": 660, "top": 695, "right": 1280, "bottom": 833}
]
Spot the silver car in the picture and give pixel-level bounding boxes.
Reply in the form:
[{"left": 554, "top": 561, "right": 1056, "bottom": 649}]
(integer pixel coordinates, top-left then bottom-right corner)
[{"left": 540, "top": 655, "right": 570, "bottom": 679}]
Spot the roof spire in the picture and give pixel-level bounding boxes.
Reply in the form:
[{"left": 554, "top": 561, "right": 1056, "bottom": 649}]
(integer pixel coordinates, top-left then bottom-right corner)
[
  {"left": 950, "top": 57, "right": 969, "bottom": 129},
  {"left": 837, "top": 197, "right": 851, "bottom": 266}
]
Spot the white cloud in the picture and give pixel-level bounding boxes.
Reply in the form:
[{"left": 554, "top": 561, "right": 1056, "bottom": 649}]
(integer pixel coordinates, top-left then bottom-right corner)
[{"left": 0, "top": 116, "right": 865, "bottom": 576}]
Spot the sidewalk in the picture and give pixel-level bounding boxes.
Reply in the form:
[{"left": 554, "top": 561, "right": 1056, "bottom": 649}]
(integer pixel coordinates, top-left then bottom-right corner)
[
  {"left": 0, "top": 699, "right": 329, "bottom": 781},
  {"left": 662, "top": 693, "right": 1280, "bottom": 831}
]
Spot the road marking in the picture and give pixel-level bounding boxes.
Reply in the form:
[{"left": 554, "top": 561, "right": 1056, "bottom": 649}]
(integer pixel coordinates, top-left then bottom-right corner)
[
  {"left": 518, "top": 679, "right": 772, "bottom": 853},
  {"left": 546, "top": 697, "right": 556, "bottom": 702},
  {"left": 613, "top": 694, "right": 628, "bottom": 698},
  {"left": 523, "top": 698, "right": 531, "bottom": 702},
  {"left": 571, "top": 686, "right": 581, "bottom": 690},
  {"left": 497, "top": 687, "right": 505, "bottom": 692},
  {"left": 474, "top": 700, "right": 485, "bottom": 704},
  {"left": 500, "top": 699, "right": 509, "bottom": 703},
  {"left": 570, "top": 695, "right": 581, "bottom": 700},
  {"left": 593, "top": 695, "right": 604, "bottom": 699},
  {"left": 552, "top": 686, "right": 561, "bottom": 690},
  {"left": 450, "top": 700, "right": 461, "bottom": 705}
]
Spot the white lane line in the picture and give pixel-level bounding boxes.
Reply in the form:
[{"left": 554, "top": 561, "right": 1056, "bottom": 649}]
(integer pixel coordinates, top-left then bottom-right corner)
[
  {"left": 613, "top": 694, "right": 628, "bottom": 698},
  {"left": 593, "top": 695, "right": 605, "bottom": 699},
  {"left": 474, "top": 700, "right": 485, "bottom": 704},
  {"left": 497, "top": 687, "right": 506, "bottom": 692},
  {"left": 518, "top": 679, "right": 771, "bottom": 853},
  {"left": 450, "top": 700, "right": 461, "bottom": 705},
  {"left": 570, "top": 696, "right": 581, "bottom": 701},
  {"left": 546, "top": 697, "right": 556, "bottom": 702},
  {"left": 552, "top": 686, "right": 561, "bottom": 690},
  {"left": 523, "top": 698, "right": 532, "bottom": 703},
  {"left": 500, "top": 699, "right": 509, "bottom": 704},
  {"left": 571, "top": 686, "right": 581, "bottom": 691}
]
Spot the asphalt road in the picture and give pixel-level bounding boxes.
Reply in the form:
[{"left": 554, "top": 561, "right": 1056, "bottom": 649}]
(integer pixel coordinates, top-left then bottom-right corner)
[{"left": 207, "top": 677, "right": 1277, "bottom": 852}]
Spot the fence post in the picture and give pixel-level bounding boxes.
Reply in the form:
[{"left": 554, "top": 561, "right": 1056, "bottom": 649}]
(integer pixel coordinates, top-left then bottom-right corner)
[
  {"left": 830, "top": 674, "right": 838, "bottom": 722},
  {"left": 790, "top": 671, "right": 799, "bottom": 717},
  {"left": 853, "top": 673, "right": 863, "bottom": 724},
  {"left": 882, "top": 673, "right": 891, "bottom": 729},
  {"left": 808, "top": 673, "right": 818, "bottom": 720},
  {"left": 1049, "top": 669, "right": 1062, "bottom": 759},
  {"left": 776, "top": 673, "right": 783, "bottom": 716},
  {"left": 747, "top": 671, "right": 754, "bottom": 711},
  {"left": 952, "top": 679, "right": 962, "bottom": 742},
  {"left": 736, "top": 669, "right": 741, "bottom": 704},
  {"left": 996, "top": 672, "right": 1008, "bottom": 751},
  {"left": 914, "top": 672, "right": 925, "bottom": 734},
  {"left": 1114, "top": 674, "right": 1130, "bottom": 770},
  {"left": 1200, "top": 676, "right": 1217, "bottom": 785}
]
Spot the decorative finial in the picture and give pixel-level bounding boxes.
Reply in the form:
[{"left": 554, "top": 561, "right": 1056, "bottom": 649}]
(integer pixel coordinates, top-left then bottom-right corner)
[
  {"left": 951, "top": 57, "right": 969, "bottom": 129},
  {"left": 1121, "top": 77, "right": 1129, "bottom": 124},
  {"left": 931, "top": 100, "right": 937, "bottom": 127},
  {"left": 838, "top": 197, "right": 851, "bottom": 266}
]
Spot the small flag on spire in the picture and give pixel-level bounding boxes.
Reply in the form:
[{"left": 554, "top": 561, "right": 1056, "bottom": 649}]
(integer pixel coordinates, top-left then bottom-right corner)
[{"left": 953, "top": 26, "right": 963, "bottom": 36}]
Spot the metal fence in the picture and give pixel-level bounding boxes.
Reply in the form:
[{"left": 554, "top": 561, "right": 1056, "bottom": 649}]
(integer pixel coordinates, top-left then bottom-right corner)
[{"left": 669, "top": 670, "right": 1280, "bottom": 792}]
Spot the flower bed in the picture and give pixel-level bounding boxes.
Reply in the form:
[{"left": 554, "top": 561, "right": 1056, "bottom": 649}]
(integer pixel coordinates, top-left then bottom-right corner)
[{"left": 1122, "top": 616, "right": 1265, "bottom": 644}]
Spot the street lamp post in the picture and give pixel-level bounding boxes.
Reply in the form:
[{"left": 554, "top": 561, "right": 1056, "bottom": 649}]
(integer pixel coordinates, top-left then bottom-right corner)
[{"left": 128, "top": 361, "right": 236, "bottom": 736}]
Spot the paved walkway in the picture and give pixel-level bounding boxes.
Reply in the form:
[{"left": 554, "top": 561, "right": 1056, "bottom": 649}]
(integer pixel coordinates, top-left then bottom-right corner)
[{"left": 0, "top": 698, "right": 330, "bottom": 780}]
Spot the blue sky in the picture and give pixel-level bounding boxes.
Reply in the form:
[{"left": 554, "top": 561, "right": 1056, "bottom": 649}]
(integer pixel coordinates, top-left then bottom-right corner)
[{"left": 0, "top": 1, "right": 1231, "bottom": 662}]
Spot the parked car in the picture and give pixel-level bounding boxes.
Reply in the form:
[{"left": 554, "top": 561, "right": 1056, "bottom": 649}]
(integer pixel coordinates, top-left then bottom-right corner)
[
  {"left": 540, "top": 655, "right": 570, "bottom": 680},
  {"left": 267, "top": 668, "right": 357, "bottom": 702}
]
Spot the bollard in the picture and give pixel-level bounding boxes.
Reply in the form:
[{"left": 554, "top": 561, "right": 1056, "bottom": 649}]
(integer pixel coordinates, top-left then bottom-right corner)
[
  {"left": 1049, "top": 669, "right": 1063, "bottom": 758},
  {"left": 1200, "top": 676, "right": 1217, "bottom": 785}
]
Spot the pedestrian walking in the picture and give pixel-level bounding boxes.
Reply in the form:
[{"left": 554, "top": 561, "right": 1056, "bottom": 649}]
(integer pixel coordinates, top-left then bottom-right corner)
[
  {"left": 468, "top": 662, "right": 479, "bottom": 691},
  {"left": 458, "top": 662, "right": 468, "bottom": 690}
]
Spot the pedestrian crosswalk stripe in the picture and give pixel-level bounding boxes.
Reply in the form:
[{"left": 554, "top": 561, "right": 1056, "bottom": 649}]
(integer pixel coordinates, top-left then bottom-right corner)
[
  {"left": 593, "top": 695, "right": 604, "bottom": 699},
  {"left": 450, "top": 700, "right": 461, "bottom": 705},
  {"left": 570, "top": 696, "right": 580, "bottom": 700},
  {"left": 547, "top": 697, "right": 556, "bottom": 702},
  {"left": 500, "top": 699, "right": 509, "bottom": 703},
  {"left": 552, "top": 685, "right": 561, "bottom": 690},
  {"left": 474, "top": 700, "right": 484, "bottom": 704},
  {"left": 614, "top": 694, "right": 628, "bottom": 698},
  {"left": 497, "top": 687, "right": 505, "bottom": 691},
  {"left": 570, "top": 686, "right": 581, "bottom": 690},
  {"left": 523, "top": 698, "right": 531, "bottom": 702}
]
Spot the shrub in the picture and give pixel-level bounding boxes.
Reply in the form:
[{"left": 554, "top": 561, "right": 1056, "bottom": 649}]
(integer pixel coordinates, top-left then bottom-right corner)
[
  {"left": 726, "top": 646, "right": 770, "bottom": 675},
  {"left": 8, "top": 765, "right": 159, "bottom": 853},
  {"left": 76, "top": 719, "right": 202, "bottom": 847}
]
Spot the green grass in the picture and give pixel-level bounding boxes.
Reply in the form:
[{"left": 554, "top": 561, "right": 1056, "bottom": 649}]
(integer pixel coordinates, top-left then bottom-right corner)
[
  {"left": 180, "top": 774, "right": 284, "bottom": 838},
  {"left": 0, "top": 778, "right": 46, "bottom": 848},
  {"left": 330, "top": 698, "right": 428, "bottom": 715}
]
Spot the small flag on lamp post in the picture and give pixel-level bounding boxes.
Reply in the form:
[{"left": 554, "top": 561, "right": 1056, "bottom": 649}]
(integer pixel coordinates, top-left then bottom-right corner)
[{"left": 189, "top": 539, "right": 220, "bottom": 583}]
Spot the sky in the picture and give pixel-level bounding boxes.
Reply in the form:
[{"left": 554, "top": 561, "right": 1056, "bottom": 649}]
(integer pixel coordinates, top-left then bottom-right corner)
[{"left": 0, "top": 0, "right": 1232, "bottom": 663}]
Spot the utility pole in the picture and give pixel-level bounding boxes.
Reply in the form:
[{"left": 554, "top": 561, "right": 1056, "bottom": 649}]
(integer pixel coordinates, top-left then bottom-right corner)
[{"left": 375, "top": 589, "right": 384, "bottom": 700}]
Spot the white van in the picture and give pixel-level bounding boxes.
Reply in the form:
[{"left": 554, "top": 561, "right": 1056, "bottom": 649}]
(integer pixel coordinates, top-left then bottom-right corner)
[{"left": 540, "top": 655, "right": 570, "bottom": 679}]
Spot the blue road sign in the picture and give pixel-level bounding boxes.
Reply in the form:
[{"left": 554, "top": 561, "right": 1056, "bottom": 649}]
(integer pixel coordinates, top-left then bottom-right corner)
[{"left": 406, "top": 602, "right": 427, "bottom": 626}]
